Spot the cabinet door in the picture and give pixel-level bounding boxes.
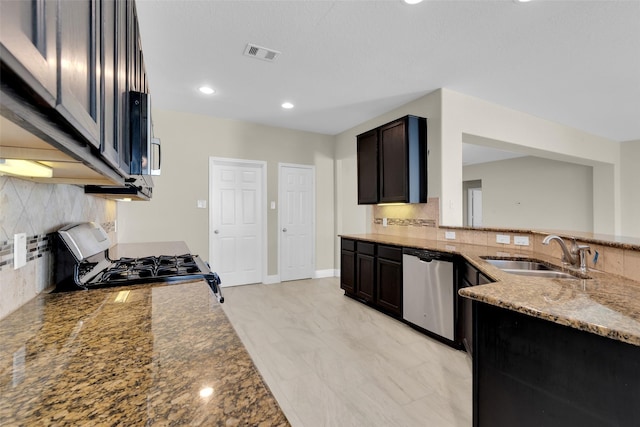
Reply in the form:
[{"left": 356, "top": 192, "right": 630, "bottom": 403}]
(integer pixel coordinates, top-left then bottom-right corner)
[
  {"left": 340, "top": 250, "right": 356, "bottom": 294},
  {"left": 128, "top": 5, "right": 146, "bottom": 94},
  {"left": 379, "top": 118, "right": 407, "bottom": 203},
  {"left": 458, "top": 276, "right": 474, "bottom": 355},
  {"left": 356, "top": 253, "right": 375, "bottom": 303},
  {"left": 357, "top": 129, "right": 379, "bottom": 204},
  {"left": 57, "top": 0, "right": 101, "bottom": 148},
  {"left": 0, "top": 0, "right": 58, "bottom": 105},
  {"left": 99, "top": 0, "right": 119, "bottom": 169},
  {"left": 376, "top": 257, "right": 402, "bottom": 317}
]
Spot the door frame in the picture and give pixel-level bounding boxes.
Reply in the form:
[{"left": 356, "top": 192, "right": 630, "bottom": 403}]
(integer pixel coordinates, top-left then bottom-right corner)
[
  {"left": 209, "top": 157, "right": 268, "bottom": 285},
  {"left": 467, "top": 187, "right": 483, "bottom": 227},
  {"left": 278, "top": 163, "right": 316, "bottom": 282}
]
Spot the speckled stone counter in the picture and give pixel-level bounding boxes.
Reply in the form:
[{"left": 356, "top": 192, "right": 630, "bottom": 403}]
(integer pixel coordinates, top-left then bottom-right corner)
[
  {"left": 341, "top": 233, "right": 640, "bottom": 347},
  {"left": 0, "top": 280, "right": 289, "bottom": 426}
]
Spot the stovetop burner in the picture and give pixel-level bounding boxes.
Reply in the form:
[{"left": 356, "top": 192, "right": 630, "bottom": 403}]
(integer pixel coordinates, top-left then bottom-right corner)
[
  {"left": 89, "top": 254, "right": 205, "bottom": 284},
  {"left": 53, "top": 222, "right": 224, "bottom": 303}
]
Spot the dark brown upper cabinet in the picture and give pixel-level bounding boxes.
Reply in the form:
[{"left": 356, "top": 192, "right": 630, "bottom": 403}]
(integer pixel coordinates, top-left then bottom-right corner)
[
  {"left": 0, "top": 0, "right": 58, "bottom": 106},
  {"left": 356, "top": 115, "right": 427, "bottom": 204},
  {"left": 1, "top": 0, "right": 151, "bottom": 186},
  {"left": 356, "top": 128, "right": 379, "bottom": 204},
  {"left": 56, "top": 0, "right": 101, "bottom": 149}
]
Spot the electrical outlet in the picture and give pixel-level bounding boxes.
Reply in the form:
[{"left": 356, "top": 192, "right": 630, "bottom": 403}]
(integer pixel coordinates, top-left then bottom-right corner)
[
  {"left": 197, "top": 199, "right": 207, "bottom": 209},
  {"left": 496, "top": 234, "right": 511, "bottom": 244},
  {"left": 514, "top": 236, "right": 530, "bottom": 246},
  {"left": 445, "top": 231, "right": 456, "bottom": 240},
  {"left": 13, "top": 233, "right": 27, "bottom": 269},
  {"left": 382, "top": 218, "right": 388, "bottom": 227}
]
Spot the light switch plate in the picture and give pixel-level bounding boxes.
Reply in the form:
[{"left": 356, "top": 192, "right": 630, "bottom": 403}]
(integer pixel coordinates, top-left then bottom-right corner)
[
  {"left": 496, "top": 234, "right": 511, "bottom": 244},
  {"left": 382, "top": 218, "right": 388, "bottom": 227},
  {"left": 514, "top": 236, "right": 530, "bottom": 246},
  {"left": 197, "top": 200, "right": 207, "bottom": 209},
  {"left": 14, "top": 233, "right": 27, "bottom": 269},
  {"left": 445, "top": 231, "right": 456, "bottom": 240}
]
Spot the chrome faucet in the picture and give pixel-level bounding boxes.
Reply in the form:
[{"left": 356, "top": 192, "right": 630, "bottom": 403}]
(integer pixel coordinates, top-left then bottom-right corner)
[{"left": 542, "top": 235, "right": 591, "bottom": 273}]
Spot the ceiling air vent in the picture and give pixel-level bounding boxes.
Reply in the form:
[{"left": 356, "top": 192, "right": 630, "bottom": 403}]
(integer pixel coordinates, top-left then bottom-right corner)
[{"left": 243, "top": 43, "right": 280, "bottom": 62}]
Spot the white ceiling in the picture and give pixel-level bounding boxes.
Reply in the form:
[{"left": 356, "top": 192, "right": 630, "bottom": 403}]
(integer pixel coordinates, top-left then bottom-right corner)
[{"left": 135, "top": 0, "right": 640, "bottom": 142}]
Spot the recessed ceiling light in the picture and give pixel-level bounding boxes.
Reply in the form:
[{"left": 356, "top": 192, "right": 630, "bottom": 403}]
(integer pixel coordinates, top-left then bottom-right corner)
[
  {"left": 199, "top": 86, "right": 215, "bottom": 95},
  {"left": 403, "top": 0, "right": 423, "bottom": 4},
  {"left": 281, "top": 102, "right": 294, "bottom": 109}
]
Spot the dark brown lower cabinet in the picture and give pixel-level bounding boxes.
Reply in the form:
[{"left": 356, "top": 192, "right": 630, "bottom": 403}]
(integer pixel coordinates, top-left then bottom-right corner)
[
  {"left": 340, "top": 238, "right": 403, "bottom": 318},
  {"left": 340, "top": 239, "right": 356, "bottom": 294},
  {"left": 376, "top": 245, "right": 402, "bottom": 317},
  {"left": 458, "top": 261, "right": 493, "bottom": 355},
  {"left": 474, "top": 302, "right": 640, "bottom": 427},
  {"left": 355, "top": 241, "right": 376, "bottom": 302}
]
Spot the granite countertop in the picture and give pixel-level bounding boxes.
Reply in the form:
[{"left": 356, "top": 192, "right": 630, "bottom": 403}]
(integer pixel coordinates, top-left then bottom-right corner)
[
  {"left": 0, "top": 280, "right": 289, "bottom": 426},
  {"left": 341, "top": 233, "right": 640, "bottom": 347}
]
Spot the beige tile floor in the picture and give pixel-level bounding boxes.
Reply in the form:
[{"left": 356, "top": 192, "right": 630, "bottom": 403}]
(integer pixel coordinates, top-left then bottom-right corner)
[{"left": 221, "top": 277, "right": 472, "bottom": 427}]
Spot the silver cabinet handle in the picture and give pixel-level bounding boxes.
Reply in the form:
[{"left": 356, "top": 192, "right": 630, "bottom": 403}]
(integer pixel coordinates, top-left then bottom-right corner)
[
  {"left": 214, "top": 230, "right": 219, "bottom": 234},
  {"left": 282, "top": 228, "right": 287, "bottom": 232}
]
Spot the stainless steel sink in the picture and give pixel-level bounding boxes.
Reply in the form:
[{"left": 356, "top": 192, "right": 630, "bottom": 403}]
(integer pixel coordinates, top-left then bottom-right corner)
[
  {"left": 481, "top": 257, "right": 584, "bottom": 279},
  {"left": 484, "top": 259, "right": 552, "bottom": 271},
  {"left": 498, "top": 269, "right": 578, "bottom": 279}
]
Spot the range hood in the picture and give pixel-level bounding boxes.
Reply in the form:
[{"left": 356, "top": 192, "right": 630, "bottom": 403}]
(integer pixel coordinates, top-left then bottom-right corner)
[{"left": 85, "top": 176, "right": 153, "bottom": 201}]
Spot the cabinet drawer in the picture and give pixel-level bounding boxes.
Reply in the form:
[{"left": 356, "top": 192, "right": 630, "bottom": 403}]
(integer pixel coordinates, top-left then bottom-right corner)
[
  {"left": 378, "top": 245, "right": 402, "bottom": 262},
  {"left": 342, "top": 239, "right": 355, "bottom": 252},
  {"left": 356, "top": 241, "right": 375, "bottom": 256}
]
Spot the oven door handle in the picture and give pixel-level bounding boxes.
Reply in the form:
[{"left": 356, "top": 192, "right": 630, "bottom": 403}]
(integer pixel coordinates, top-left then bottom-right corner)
[{"left": 205, "top": 265, "right": 224, "bottom": 303}]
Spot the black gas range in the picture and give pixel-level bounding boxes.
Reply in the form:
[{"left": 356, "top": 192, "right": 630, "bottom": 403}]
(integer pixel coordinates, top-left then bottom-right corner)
[{"left": 53, "top": 222, "right": 223, "bottom": 303}]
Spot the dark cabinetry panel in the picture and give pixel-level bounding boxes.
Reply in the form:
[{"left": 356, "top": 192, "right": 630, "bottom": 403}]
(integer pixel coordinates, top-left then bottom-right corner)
[
  {"left": 340, "top": 238, "right": 403, "bottom": 318},
  {"left": 379, "top": 119, "right": 407, "bottom": 202},
  {"left": 458, "top": 261, "right": 492, "bottom": 355},
  {"left": 340, "top": 239, "right": 356, "bottom": 294},
  {"left": 0, "top": 0, "right": 58, "bottom": 105},
  {"left": 57, "top": 0, "right": 101, "bottom": 148},
  {"left": 376, "top": 245, "right": 402, "bottom": 316},
  {"left": 474, "top": 303, "right": 640, "bottom": 427},
  {"left": 1, "top": 0, "right": 152, "bottom": 187},
  {"left": 355, "top": 241, "right": 376, "bottom": 302},
  {"left": 356, "top": 115, "right": 427, "bottom": 205},
  {"left": 357, "top": 129, "right": 378, "bottom": 204}
]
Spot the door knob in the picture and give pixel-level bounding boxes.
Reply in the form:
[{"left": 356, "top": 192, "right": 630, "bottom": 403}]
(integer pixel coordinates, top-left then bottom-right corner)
[
  {"left": 282, "top": 228, "right": 287, "bottom": 232},
  {"left": 214, "top": 230, "right": 219, "bottom": 234}
]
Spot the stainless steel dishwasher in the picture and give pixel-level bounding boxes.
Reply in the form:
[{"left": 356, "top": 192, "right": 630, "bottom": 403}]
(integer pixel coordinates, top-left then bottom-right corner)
[{"left": 402, "top": 248, "right": 455, "bottom": 341}]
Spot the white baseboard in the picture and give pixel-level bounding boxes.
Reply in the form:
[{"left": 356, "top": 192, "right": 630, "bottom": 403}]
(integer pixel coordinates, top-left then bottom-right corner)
[
  {"left": 263, "top": 275, "right": 281, "bottom": 284},
  {"left": 314, "top": 269, "right": 337, "bottom": 278},
  {"left": 264, "top": 270, "right": 339, "bottom": 284}
]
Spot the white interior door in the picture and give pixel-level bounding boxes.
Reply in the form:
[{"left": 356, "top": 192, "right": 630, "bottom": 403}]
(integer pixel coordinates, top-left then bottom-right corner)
[
  {"left": 468, "top": 188, "right": 483, "bottom": 227},
  {"left": 210, "top": 159, "right": 264, "bottom": 287},
  {"left": 279, "top": 164, "right": 315, "bottom": 282}
]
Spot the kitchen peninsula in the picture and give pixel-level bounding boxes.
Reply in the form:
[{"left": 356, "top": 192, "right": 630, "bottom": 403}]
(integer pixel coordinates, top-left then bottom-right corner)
[
  {"left": 0, "top": 269, "right": 288, "bottom": 425},
  {"left": 341, "top": 232, "right": 640, "bottom": 427}
]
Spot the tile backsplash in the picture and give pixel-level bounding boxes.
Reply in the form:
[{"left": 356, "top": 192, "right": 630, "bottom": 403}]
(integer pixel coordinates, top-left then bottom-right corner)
[{"left": 0, "top": 176, "right": 116, "bottom": 320}]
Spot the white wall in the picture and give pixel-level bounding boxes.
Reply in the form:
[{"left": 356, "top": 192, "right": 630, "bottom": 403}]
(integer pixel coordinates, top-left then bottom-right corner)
[
  {"left": 463, "top": 156, "right": 593, "bottom": 231},
  {"left": 440, "top": 89, "right": 621, "bottom": 234},
  {"left": 621, "top": 139, "right": 640, "bottom": 237},
  {"left": 117, "top": 109, "right": 335, "bottom": 277}
]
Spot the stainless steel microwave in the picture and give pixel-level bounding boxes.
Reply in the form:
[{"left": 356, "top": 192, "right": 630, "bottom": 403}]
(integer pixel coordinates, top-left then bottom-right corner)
[{"left": 129, "top": 91, "right": 160, "bottom": 176}]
